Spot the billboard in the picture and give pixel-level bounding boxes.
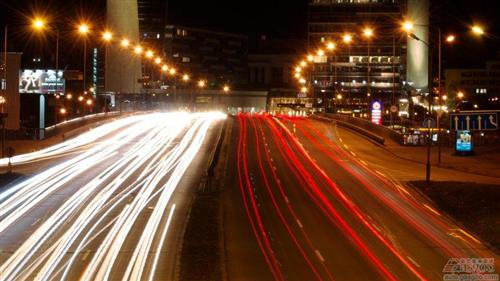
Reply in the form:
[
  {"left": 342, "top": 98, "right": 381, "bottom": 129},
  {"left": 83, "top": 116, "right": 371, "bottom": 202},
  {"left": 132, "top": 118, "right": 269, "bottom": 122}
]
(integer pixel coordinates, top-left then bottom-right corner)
[
  {"left": 456, "top": 130, "right": 473, "bottom": 153},
  {"left": 371, "top": 100, "right": 382, "bottom": 125},
  {"left": 19, "top": 69, "right": 65, "bottom": 94}
]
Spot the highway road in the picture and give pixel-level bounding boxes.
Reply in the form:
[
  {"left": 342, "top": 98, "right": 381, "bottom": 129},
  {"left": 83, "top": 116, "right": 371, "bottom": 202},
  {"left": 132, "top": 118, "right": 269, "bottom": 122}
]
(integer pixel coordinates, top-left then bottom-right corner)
[
  {"left": 223, "top": 114, "right": 499, "bottom": 281},
  {"left": 0, "top": 112, "right": 225, "bottom": 281}
]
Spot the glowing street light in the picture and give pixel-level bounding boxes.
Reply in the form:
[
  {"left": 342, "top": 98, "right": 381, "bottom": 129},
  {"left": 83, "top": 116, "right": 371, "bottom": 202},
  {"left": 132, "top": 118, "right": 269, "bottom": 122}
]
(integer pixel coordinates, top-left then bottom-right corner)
[
  {"left": 317, "top": 49, "right": 325, "bottom": 56},
  {"left": 326, "top": 42, "right": 336, "bottom": 51},
  {"left": 60, "top": 108, "right": 67, "bottom": 114},
  {"left": 299, "top": 78, "right": 306, "bottom": 84},
  {"left": 32, "top": 18, "right": 46, "bottom": 30},
  {"left": 295, "top": 66, "right": 302, "bottom": 73},
  {"left": 471, "top": 25, "right": 485, "bottom": 36},
  {"left": 457, "top": 92, "right": 465, "bottom": 99},
  {"left": 145, "top": 50, "right": 154, "bottom": 58},
  {"left": 102, "top": 31, "right": 113, "bottom": 42},
  {"left": 121, "top": 38, "right": 130, "bottom": 48},
  {"left": 78, "top": 23, "right": 89, "bottom": 35},
  {"left": 169, "top": 68, "right": 176, "bottom": 75},
  {"left": 154, "top": 57, "right": 162, "bottom": 64},
  {"left": 343, "top": 34, "right": 353, "bottom": 44},
  {"left": 161, "top": 64, "right": 169, "bottom": 72},
  {"left": 86, "top": 99, "right": 93, "bottom": 106},
  {"left": 66, "top": 93, "right": 72, "bottom": 100},
  {"left": 78, "top": 96, "right": 84, "bottom": 102},
  {"left": 223, "top": 85, "right": 230, "bottom": 92},
  {"left": 446, "top": 35, "right": 456, "bottom": 43},
  {"left": 336, "top": 94, "right": 343, "bottom": 100},
  {"left": 363, "top": 28, "right": 374, "bottom": 38},
  {"left": 307, "top": 55, "right": 314, "bottom": 62},
  {"left": 294, "top": 73, "right": 301, "bottom": 79},
  {"left": 134, "top": 45, "right": 143, "bottom": 55},
  {"left": 198, "top": 80, "right": 206, "bottom": 88},
  {"left": 301, "top": 87, "right": 308, "bottom": 93},
  {"left": 182, "top": 74, "right": 190, "bottom": 81},
  {"left": 402, "top": 21, "right": 415, "bottom": 32},
  {"left": 300, "top": 61, "right": 307, "bottom": 67}
]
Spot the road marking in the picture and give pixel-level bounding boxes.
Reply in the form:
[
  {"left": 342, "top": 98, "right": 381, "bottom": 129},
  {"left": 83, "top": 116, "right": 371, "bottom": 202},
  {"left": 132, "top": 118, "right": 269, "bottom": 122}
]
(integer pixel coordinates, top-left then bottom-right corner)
[
  {"left": 407, "top": 256, "right": 421, "bottom": 268},
  {"left": 315, "top": 250, "right": 325, "bottom": 263},
  {"left": 359, "top": 159, "right": 368, "bottom": 165},
  {"left": 459, "top": 229, "right": 481, "bottom": 244},
  {"left": 371, "top": 223, "right": 382, "bottom": 233},
  {"left": 375, "top": 170, "right": 386, "bottom": 177},
  {"left": 31, "top": 218, "right": 41, "bottom": 226},
  {"left": 338, "top": 137, "right": 343, "bottom": 143},
  {"left": 82, "top": 250, "right": 91, "bottom": 261},
  {"left": 395, "top": 185, "right": 411, "bottom": 196},
  {"left": 350, "top": 152, "right": 357, "bottom": 157},
  {"left": 296, "top": 219, "right": 303, "bottom": 229},
  {"left": 284, "top": 196, "right": 290, "bottom": 204},
  {"left": 423, "top": 204, "right": 441, "bottom": 216}
]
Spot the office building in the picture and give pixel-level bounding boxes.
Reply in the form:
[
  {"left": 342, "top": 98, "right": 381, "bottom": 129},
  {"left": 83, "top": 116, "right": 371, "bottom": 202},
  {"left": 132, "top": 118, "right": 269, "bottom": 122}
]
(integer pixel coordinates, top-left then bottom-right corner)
[
  {"left": 138, "top": 0, "right": 169, "bottom": 54},
  {"left": 165, "top": 25, "right": 248, "bottom": 87},
  {"left": 445, "top": 52, "right": 500, "bottom": 109},
  {"left": 308, "top": 0, "right": 429, "bottom": 114}
]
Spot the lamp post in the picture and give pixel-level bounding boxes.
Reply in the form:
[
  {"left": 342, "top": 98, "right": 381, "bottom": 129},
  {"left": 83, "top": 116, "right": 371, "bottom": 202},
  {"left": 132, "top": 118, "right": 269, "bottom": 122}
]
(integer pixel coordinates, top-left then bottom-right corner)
[
  {"left": 343, "top": 34, "right": 353, "bottom": 109},
  {"left": 78, "top": 24, "right": 89, "bottom": 102},
  {"left": 363, "top": 28, "right": 374, "bottom": 117},
  {"left": 403, "top": 21, "right": 435, "bottom": 183}
]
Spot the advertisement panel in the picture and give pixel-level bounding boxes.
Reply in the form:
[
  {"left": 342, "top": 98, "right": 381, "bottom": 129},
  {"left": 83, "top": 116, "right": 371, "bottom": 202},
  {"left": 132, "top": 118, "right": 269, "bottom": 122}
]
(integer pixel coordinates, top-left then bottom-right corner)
[
  {"left": 371, "top": 100, "right": 382, "bottom": 125},
  {"left": 455, "top": 130, "right": 473, "bottom": 153},
  {"left": 19, "top": 69, "right": 65, "bottom": 94}
]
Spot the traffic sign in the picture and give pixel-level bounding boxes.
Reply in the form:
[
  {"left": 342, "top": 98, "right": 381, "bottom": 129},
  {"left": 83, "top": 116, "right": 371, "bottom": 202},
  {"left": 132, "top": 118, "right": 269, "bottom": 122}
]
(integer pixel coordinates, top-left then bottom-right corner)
[
  {"left": 423, "top": 117, "right": 436, "bottom": 128},
  {"left": 450, "top": 112, "right": 498, "bottom": 131}
]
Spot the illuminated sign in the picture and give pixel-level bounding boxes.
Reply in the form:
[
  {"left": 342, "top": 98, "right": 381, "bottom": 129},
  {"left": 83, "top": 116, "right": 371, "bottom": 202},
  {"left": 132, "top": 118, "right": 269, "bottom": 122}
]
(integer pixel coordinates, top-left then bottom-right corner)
[
  {"left": 371, "top": 100, "right": 382, "bottom": 125},
  {"left": 456, "top": 130, "right": 473, "bottom": 152},
  {"left": 19, "top": 69, "right": 65, "bottom": 94}
]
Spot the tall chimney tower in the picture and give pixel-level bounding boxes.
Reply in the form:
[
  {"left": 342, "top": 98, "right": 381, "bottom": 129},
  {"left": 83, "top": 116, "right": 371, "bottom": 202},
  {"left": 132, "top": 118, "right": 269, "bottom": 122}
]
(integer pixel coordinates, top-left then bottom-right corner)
[{"left": 106, "top": 0, "right": 142, "bottom": 94}]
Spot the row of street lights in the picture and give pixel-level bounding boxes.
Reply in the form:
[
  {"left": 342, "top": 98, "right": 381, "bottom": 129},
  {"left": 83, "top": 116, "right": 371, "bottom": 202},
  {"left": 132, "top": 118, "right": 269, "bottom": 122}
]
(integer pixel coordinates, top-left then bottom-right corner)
[{"left": 2, "top": 16, "right": 232, "bottom": 115}]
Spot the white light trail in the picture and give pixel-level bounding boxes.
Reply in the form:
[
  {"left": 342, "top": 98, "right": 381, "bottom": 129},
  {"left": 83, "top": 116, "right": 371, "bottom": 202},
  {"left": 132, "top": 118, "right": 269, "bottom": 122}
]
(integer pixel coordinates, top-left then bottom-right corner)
[{"left": 0, "top": 112, "right": 225, "bottom": 281}]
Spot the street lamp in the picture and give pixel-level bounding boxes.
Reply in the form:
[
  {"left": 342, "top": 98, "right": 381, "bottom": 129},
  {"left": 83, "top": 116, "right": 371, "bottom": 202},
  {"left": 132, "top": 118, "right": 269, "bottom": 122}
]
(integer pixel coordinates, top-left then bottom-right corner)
[
  {"left": 446, "top": 35, "right": 456, "bottom": 43},
  {"left": 198, "top": 80, "right": 206, "bottom": 88},
  {"left": 362, "top": 27, "right": 374, "bottom": 111},
  {"left": 121, "top": 38, "right": 130, "bottom": 48},
  {"left": 78, "top": 23, "right": 90, "bottom": 102},
  {"left": 223, "top": 85, "right": 230, "bottom": 93},
  {"left": 134, "top": 45, "right": 143, "bottom": 55},
  {"left": 471, "top": 25, "right": 485, "bottom": 36},
  {"left": 32, "top": 17, "right": 61, "bottom": 128},
  {"left": 182, "top": 74, "right": 190, "bottom": 82},
  {"left": 343, "top": 33, "right": 353, "bottom": 106},
  {"left": 102, "top": 31, "right": 113, "bottom": 93}
]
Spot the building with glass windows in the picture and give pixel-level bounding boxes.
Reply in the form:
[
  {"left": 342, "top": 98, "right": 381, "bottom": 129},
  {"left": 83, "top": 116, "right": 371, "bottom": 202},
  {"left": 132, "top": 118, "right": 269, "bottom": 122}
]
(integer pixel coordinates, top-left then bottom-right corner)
[{"left": 308, "top": 0, "right": 429, "bottom": 118}]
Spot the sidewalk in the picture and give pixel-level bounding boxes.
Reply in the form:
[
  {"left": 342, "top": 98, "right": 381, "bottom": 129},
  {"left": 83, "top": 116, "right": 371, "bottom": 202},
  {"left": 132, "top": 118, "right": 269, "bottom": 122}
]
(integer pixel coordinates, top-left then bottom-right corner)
[{"left": 380, "top": 138, "right": 500, "bottom": 179}]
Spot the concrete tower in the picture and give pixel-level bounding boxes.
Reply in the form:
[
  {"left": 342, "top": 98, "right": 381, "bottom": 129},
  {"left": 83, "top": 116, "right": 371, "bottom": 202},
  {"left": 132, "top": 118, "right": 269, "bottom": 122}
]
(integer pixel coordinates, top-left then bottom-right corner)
[
  {"left": 406, "top": 0, "right": 430, "bottom": 93},
  {"left": 106, "top": 0, "right": 142, "bottom": 94}
]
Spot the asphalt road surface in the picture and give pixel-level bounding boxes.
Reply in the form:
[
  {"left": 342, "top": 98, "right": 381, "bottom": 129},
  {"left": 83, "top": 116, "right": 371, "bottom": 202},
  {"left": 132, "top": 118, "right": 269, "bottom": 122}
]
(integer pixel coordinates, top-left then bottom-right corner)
[
  {"left": 223, "top": 114, "right": 499, "bottom": 281},
  {"left": 0, "top": 112, "right": 225, "bottom": 281}
]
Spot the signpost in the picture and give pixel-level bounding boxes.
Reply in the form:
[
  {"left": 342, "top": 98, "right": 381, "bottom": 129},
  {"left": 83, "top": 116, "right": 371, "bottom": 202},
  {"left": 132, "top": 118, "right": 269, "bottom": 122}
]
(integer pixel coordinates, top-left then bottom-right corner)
[
  {"left": 450, "top": 111, "right": 498, "bottom": 156},
  {"left": 450, "top": 112, "right": 498, "bottom": 131}
]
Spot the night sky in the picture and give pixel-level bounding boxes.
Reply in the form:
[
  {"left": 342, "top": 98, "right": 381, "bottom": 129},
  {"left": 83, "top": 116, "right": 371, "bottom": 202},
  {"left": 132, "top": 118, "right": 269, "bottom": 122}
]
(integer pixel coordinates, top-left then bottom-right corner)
[{"left": 1, "top": 0, "right": 499, "bottom": 68}]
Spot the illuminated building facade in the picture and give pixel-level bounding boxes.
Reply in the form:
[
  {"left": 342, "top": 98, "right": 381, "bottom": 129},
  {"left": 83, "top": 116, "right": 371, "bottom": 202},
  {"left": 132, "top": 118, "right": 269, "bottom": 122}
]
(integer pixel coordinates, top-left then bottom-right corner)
[{"left": 308, "top": 0, "right": 429, "bottom": 115}]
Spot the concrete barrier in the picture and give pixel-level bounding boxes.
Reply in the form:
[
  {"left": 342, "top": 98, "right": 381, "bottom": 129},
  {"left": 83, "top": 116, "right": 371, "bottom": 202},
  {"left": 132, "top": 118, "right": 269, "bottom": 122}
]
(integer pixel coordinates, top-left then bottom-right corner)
[
  {"left": 312, "top": 115, "right": 385, "bottom": 144},
  {"left": 45, "top": 112, "right": 122, "bottom": 139},
  {"left": 314, "top": 113, "right": 403, "bottom": 144}
]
